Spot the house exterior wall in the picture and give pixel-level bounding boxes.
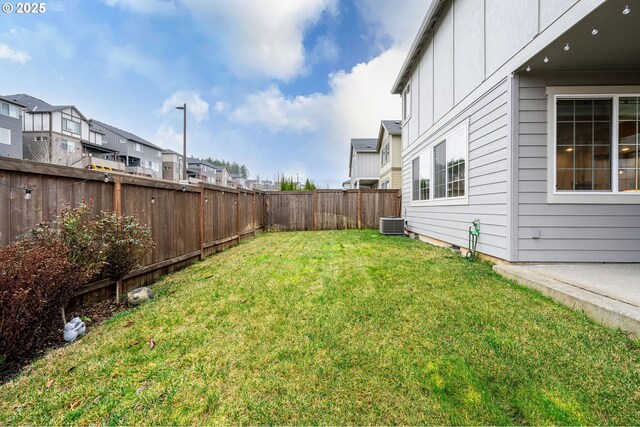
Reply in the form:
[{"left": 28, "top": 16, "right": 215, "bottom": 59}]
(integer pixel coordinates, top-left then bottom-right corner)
[
  {"left": 355, "top": 152, "right": 379, "bottom": 180},
  {"left": 403, "top": 78, "right": 511, "bottom": 260},
  {"left": 515, "top": 71, "right": 640, "bottom": 262},
  {"left": 0, "top": 105, "right": 23, "bottom": 158},
  {"left": 402, "top": 0, "right": 601, "bottom": 148}
]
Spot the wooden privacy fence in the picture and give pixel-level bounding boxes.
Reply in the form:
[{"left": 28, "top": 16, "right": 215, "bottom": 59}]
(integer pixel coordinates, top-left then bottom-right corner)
[
  {"left": 266, "top": 189, "right": 401, "bottom": 231},
  {"left": 0, "top": 158, "right": 401, "bottom": 305}
]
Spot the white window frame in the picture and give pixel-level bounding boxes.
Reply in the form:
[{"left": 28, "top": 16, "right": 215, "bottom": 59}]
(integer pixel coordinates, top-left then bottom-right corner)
[
  {"left": 1, "top": 102, "right": 19, "bottom": 119},
  {"left": 0, "top": 127, "right": 11, "bottom": 145},
  {"left": 547, "top": 86, "right": 640, "bottom": 204},
  {"left": 402, "top": 82, "right": 412, "bottom": 123},
  {"left": 410, "top": 119, "right": 469, "bottom": 207},
  {"left": 63, "top": 118, "right": 81, "bottom": 135},
  {"left": 134, "top": 142, "right": 142, "bottom": 152}
]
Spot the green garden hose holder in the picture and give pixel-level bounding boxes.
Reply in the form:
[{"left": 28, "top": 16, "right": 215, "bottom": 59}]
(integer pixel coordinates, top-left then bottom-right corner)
[{"left": 466, "top": 219, "right": 480, "bottom": 261}]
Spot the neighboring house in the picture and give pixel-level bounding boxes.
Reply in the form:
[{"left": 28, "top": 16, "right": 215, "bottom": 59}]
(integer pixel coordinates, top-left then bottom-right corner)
[
  {"left": 377, "top": 120, "right": 402, "bottom": 189},
  {"left": 187, "top": 158, "right": 217, "bottom": 184},
  {"left": 90, "top": 119, "right": 162, "bottom": 179},
  {"left": 342, "top": 180, "right": 352, "bottom": 190},
  {"left": 5, "top": 94, "right": 117, "bottom": 167},
  {"left": 393, "top": 0, "right": 640, "bottom": 263},
  {"left": 349, "top": 138, "right": 379, "bottom": 189},
  {"left": 232, "top": 174, "right": 246, "bottom": 189},
  {"left": 213, "top": 165, "right": 234, "bottom": 187},
  {"left": 0, "top": 96, "right": 25, "bottom": 159},
  {"left": 162, "top": 149, "right": 184, "bottom": 182}
]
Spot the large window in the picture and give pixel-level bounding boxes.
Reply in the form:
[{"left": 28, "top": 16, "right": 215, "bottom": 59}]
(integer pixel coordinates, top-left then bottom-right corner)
[
  {"left": 553, "top": 93, "right": 640, "bottom": 195},
  {"left": 1, "top": 102, "right": 19, "bottom": 119},
  {"left": 556, "top": 99, "right": 612, "bottom": 191},
  {"left": 0, "top": 127, "right": 10, "bottom": 145},
  {"left": 411, "top": 153, "right": 430, "bottom": 201},
  {"left": 63, "top": 118, "right": 81, "bottom": 134},
  {"left": 433, "top": 126, "right": 467, "bottom": 199}
]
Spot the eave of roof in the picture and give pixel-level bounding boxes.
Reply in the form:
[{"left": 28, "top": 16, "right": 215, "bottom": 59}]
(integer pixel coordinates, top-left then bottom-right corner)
[{"left": 391, "top": 0, "right": 447, "bottom": 95}]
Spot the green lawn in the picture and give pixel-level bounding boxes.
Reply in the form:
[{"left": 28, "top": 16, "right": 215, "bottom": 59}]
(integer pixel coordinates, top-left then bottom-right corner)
[{"left": 1, "top": 230, "right": 639, "bottom": 425}]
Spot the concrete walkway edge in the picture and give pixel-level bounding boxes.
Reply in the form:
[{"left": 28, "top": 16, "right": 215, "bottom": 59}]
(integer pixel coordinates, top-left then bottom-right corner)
[{"left": 494, "top": 265, "right": 640, "bottom": 339}]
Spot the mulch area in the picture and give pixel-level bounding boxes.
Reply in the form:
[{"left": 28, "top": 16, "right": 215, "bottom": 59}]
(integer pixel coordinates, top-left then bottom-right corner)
[{"left": 0, "top": 299, "right": 128, "bottom": 385}]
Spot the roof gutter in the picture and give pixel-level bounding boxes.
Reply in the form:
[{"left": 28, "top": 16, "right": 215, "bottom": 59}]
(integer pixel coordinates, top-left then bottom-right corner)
[{"left": 391, "top": 0, "right": 447, "bottom": 95}]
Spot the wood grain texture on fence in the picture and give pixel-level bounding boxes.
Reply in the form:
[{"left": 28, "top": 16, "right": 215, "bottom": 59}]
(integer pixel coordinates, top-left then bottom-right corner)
[{"left": 0, "top": 158, "right": 401, "bottom": 306}]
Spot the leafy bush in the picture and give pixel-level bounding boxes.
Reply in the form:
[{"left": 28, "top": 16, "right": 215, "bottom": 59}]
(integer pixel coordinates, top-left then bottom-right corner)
[
  {"left": 0, "top": 240, "right": 97, "bottom": 360},
  {"left": 28, "top": 201, "right": 106, "bottom": 275},
  {"left": 98, "top": 211, "right": 154, "bottom": 281},
  {"left": 0, "top": 202, "right": 154, "bottom": 363}
]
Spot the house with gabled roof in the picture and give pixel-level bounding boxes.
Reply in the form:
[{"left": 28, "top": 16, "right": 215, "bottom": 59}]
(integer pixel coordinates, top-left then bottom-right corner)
[
  {"left": 5, "top": 94, "right": 117, "bottom": 167},
  {"left": 349, "top": 138, "right": 379, "bottom": 189},
  {"left": 90, "top": 119, "right": 163, "bottom": 179},
  {"left": 377, "top": 120, "right": 402, "bottom": 189},
  {"left": 394, "top": 0, "right": 640, "bottom": 263}
]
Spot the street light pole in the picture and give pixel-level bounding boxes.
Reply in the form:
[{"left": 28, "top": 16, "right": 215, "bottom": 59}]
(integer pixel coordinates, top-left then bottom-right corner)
[{"left": 175, "top": 103, "right": 187, "bottom": 181}]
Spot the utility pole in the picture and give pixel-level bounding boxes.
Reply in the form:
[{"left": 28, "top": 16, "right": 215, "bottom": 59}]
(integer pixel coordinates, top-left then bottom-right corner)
[{"left": 175, "top": 103, "right": 187, "bottom": 180}]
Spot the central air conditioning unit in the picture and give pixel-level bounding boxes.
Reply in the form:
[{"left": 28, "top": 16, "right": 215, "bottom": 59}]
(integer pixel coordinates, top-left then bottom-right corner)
[{"left": 379, "top": 217, "right": 405, "bottom": 235}]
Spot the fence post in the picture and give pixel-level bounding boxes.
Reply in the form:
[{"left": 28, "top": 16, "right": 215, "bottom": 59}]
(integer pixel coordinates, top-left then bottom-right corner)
[
  {"left": 265, "top": 193, "right": 270, "bottom": 231},
  {"left": 397, "top": 190, "right": 402, "bottom": 217},
  {"left": 253, "top": 191, "right": 257, "bottom": 237},
  {"left": 313, "top": 190, "right": 317, "bottom": 231},
  {"left": 236, "top": 192, "right": 240, "bottom": 241},
  {"left": 113, "top": 176, "right": 122, "bottom": 214},
  {"left": 357, "top": 189, "right": 362, "bottom": 230},
  {"left": 199, "top": 183, "right": 205, "bottom": 261},
  {"left": 113, "top": 176, "right": 122, "bottom": 301}
]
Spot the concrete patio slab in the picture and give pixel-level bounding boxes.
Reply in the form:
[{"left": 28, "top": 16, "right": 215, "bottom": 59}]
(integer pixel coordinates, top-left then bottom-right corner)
[{"left": 494, "top": 264, "right": 640, "bottom": 339}]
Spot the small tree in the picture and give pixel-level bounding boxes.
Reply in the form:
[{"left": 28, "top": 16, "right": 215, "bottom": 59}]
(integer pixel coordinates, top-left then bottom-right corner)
[
  {"left": 30, "top": 137, "right": 81, "bottom": 167},
  {"left": 303, "top": 179, "right": 316, "bottom": 191}
]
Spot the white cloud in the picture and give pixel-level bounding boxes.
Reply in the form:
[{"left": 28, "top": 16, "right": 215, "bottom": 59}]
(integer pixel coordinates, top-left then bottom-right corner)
[
  {"left": 0, "top": 44, "right": 30, "bottom": 64},
  {"left": 102, "top": 0, "right": 176, "bottom": 14},
  {"left": 230, "top": 47, "right": 404, "bottom": 174},
  {"left": 160, "top": 91, "right": 209, "bottom": 122},
  {"left": 230, "top": 86, "right": 324, "bottom": 133},
  {"left": 214, "top": 101, "right": 227, "bottom": 113},
  {"left": 181, "top": 0, "right": 337, "bottom": 80},
  {"left": 153, "top": 124, "right": 183, "bottom": 152}
]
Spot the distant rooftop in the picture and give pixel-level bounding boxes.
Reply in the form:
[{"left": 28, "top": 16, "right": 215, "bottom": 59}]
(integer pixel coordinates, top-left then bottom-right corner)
[
  {"left": 91, "top": 119, "right": 161, "bottom": 150},
  {"left": 351, "top": 138, "right": 378, "bottom": 152},
  {"left": 381, "top": 120, "right": 402, "bottom": 136}
]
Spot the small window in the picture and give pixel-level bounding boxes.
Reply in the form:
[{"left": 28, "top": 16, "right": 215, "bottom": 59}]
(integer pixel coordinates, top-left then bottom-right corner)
[
  {"left": 120, "top": 138, "right": 126, "bottom": 144},
  {"left": 157, "top": 149, "right": 161, "bottom": 157},
  {"left": 134, "top": 143, "right": 142, "bottom": 152},
  {"left": 381, "top": 142, "right": 390, "bottom": 166},
  {"left": 412, "top": 153, "right": 430, "bottom": 201},
  {"left": 63, "top": 118, "right": 81, "bottom": 134},
  {"left": 403, "top": 83, "right": 411, "bottom": 121},
  {"left": 1, "top": 102, "right": 19, "bottom": 119},
  {"left": 0, "top": 127, "right": 10, "bottom": 145}
]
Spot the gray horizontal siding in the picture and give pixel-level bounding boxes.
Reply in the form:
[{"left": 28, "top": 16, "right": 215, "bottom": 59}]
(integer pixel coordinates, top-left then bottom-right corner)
[
  {"left": 403, "top": 78, "right": 510, "bottom": 260},
  {"left": 0, "top": 113, "right": 23, "bottom": 158},
  {"left": 516, "top": 71, "right": 640, "bottom": 262}
]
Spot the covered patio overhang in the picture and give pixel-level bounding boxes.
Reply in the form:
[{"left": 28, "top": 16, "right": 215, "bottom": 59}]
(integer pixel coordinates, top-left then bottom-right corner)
[{"left": 516, "top": 0, "right": 640, "bottom": 74}]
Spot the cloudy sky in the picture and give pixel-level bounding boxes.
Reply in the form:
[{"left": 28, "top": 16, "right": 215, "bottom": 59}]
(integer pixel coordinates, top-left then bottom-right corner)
[{"left": 0, "top": 0, "right": 428, "bottom": 186}]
